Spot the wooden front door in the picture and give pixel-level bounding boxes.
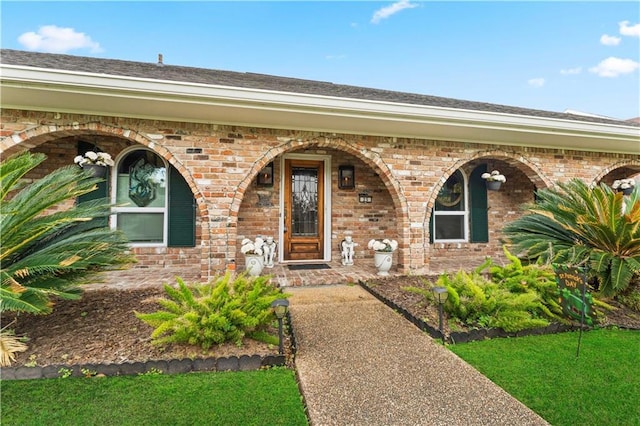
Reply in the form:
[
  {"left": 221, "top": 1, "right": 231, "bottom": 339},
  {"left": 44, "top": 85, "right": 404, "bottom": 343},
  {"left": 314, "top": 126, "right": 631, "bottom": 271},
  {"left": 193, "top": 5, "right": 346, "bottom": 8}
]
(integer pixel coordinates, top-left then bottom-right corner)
[{"left": 283, "top": 159, "right": 324, "bottom": 260}]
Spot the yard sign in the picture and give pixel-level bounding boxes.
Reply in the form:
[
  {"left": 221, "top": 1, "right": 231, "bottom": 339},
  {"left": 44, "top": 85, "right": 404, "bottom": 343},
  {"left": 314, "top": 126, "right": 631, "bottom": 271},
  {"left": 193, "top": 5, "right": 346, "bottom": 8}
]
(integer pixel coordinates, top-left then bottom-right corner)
[{"left": 553, "top": 265, "right": 594, "bottom": 357}]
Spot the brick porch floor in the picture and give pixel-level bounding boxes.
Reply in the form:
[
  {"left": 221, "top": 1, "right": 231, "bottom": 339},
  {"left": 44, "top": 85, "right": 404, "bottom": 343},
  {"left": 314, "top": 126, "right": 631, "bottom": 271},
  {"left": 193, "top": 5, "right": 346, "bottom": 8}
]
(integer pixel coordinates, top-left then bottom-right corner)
[{"left": 84, "top": 258, "right": 398, "bottom": 290}]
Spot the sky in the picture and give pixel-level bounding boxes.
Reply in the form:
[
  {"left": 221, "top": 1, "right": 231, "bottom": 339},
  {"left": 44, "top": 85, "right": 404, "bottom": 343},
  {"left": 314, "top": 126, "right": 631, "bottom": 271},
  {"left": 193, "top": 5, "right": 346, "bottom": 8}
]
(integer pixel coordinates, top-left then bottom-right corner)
[{"left": 1, "top": 1, "right": 639, "bottom": 120}]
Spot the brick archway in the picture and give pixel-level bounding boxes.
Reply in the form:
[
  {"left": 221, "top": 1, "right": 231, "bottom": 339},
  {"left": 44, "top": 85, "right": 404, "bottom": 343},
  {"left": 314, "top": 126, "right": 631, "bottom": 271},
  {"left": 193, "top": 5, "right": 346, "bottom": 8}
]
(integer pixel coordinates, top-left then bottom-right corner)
[
  {"left": 593, "top": 158, "right": 640, "bottom": 186},
  {"left": 1, "top": 122, "right": 212, "bottom": 277},
  {"left": 228, "top": 135, "right": 412, "bottom": 271},
  {"left": 422, "top": 149, "right": 552, "bottom": 273}
]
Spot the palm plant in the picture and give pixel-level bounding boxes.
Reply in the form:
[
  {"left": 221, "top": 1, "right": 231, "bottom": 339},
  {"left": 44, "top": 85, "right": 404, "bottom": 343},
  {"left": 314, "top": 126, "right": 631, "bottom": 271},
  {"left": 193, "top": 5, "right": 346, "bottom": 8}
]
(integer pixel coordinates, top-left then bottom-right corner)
[
  {"left": 1, "top": 152, "right": 135, "bottom": 315},
  {"left": 503, "top": 179, "right": 640, "bottom": 296}
]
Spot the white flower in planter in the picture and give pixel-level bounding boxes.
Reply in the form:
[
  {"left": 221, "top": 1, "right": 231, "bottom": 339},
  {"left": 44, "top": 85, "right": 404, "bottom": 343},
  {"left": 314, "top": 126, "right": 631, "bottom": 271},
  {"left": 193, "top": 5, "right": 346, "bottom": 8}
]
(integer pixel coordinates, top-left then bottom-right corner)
[
  {"left": 612, "top": 179, "right": 636, "bottom": 190},
  {"left": 368, "top": 238, "right": 398, "bottom": 252},
  {"left": 241, "top": 237, "right": 265, "bottom": 256},
  {"left": 74, "top": 151, "right": 114, "bottom": 167},
  {"left": 481, "top": 170, "right": 507, "bottom": 183}
]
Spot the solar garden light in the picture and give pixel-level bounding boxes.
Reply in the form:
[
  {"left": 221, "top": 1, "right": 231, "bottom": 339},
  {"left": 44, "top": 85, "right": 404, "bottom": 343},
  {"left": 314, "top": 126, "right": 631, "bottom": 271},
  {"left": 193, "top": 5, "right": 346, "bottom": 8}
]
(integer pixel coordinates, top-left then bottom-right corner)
[
  {"left": 431, "top": 286, "right": 449, "bottom": 344},
  {"left": 271, "top": 299, "right": 289, "bottom": 355}
]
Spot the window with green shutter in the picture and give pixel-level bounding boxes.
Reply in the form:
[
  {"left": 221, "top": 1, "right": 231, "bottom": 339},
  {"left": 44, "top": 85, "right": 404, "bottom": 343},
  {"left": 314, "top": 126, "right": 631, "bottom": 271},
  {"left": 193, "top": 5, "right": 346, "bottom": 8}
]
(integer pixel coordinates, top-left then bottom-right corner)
[{"left": 430, "top": 165, "right": 489, "bottom": 243}]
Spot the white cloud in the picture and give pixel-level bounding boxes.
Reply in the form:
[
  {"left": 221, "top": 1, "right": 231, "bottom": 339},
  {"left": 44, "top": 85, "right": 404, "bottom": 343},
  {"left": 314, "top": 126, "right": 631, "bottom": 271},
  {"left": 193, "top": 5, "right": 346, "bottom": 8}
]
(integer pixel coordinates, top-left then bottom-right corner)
[
  {"left": 560, "top": 67, "right": 582, "bottom": 75},
  {"left": 371, "top": 0, "right": 419, "bottom": 24},
  {"left": 18, "top": 25, "right": 102, "bottom": 54},
  {"left": 528, "top": 78, "right": 545, "bottom": 88},
  {"left": 325, "top": 54, "right": 347, "bottom": 60},
  {"left": 619, "top": 20, "right": 640, "bottom": 37},
  {"left": 600, "top": 34, "right": 621, "bottom": 46},
  {"left": 589, "top": 56, "right": 640, "bottom": 77}
]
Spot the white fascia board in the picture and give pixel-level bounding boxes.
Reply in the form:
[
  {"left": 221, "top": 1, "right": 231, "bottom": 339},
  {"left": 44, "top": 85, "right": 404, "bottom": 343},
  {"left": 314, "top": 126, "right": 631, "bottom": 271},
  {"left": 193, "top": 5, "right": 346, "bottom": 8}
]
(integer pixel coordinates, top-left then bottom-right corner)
[{"left": 2, "top": 64, "right": 639, "bottom": 152}]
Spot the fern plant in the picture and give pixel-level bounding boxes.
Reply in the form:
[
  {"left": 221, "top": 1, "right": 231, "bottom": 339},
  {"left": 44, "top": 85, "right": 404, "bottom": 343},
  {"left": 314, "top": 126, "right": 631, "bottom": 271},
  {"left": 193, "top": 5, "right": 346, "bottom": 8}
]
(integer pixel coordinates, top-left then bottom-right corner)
[
  {"left": 435, "top": 267, "right": 557, "bottom": 332},
  {"left": 485, "top": 246, "right": 564, "bottom": 319},
  {"left": 405, "top": 247, "right": 571, "bottom": 332},
  {"left": 136, "top": 273, "right": 290, "bottom": 350}
]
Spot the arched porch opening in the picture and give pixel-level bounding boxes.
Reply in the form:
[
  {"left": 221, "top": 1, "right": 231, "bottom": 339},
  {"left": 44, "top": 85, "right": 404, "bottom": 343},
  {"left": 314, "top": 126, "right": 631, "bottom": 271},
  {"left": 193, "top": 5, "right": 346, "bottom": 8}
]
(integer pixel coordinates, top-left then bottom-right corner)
[
  {"left": 423, "top": 149, "right": 552, "bottom": 275},
  {"left": 1, "top": 123, "right": 209, "bottom": 281},
  {"left": 231, "top": 136, "right": 410, "bottom": 273}
]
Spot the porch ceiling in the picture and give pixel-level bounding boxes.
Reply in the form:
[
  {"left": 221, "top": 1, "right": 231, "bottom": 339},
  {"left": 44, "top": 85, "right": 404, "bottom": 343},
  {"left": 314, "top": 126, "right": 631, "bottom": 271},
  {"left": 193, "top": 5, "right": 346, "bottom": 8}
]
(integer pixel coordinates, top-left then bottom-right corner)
[{"left": 1, "top": 65, "right": 639, "bottom": 154}]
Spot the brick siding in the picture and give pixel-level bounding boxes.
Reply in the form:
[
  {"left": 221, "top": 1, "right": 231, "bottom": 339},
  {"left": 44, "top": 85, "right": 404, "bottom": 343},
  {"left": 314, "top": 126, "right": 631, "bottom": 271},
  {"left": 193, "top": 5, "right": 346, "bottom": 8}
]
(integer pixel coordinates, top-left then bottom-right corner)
[{"left": 2, "top": 109, "right": 638, "bottom": 281}]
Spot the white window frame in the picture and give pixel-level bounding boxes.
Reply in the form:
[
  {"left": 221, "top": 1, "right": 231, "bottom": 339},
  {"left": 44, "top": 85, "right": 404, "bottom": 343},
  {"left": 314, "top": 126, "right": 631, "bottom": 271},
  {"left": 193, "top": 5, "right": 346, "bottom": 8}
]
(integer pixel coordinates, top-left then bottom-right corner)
[
  {"left": 433, "top": 170, "right": 469, "bottom": 243},
  {"left": 110, "top": 146, "right": 168, "bottom": 247}
]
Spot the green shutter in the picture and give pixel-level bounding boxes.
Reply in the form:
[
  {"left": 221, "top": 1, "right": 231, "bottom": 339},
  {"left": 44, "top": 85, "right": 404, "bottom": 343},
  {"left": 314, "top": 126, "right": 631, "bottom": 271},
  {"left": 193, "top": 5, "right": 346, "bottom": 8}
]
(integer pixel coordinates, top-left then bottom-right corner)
[
  {"left": 168, "top": 166, "right": 196, "bottom": 247},
  {"left": 428, "top": 211, "right": 434, "bottom": 243},
  {"left": 469, "top": 165, "right": 489, "bottom": 243}
]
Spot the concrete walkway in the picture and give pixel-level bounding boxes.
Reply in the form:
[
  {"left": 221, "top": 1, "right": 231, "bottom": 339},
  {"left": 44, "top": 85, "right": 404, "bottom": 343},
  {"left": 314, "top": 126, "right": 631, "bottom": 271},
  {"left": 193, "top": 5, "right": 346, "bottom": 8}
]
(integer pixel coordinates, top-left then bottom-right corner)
[{"left": 287, "top": 285, "right": 549, "bottom": 426}]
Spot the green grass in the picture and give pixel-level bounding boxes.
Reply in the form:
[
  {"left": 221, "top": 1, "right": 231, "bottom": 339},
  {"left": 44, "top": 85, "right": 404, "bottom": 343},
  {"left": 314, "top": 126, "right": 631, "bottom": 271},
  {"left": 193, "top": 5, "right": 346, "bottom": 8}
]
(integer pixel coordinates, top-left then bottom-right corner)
[
  {"left": 1, "top": 368, "right": 308, "bottom": 426},
  {"left": 449, "top": 328, "right": 640, "bottom": 426}
]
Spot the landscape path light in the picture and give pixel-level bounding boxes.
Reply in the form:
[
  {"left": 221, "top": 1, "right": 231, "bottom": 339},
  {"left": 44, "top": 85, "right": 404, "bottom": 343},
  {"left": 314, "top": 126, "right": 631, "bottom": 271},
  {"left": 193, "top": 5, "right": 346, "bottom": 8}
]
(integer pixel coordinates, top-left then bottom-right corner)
[
  {"left": 271, "top": 299, "right": 289, "bottom": 355},
  {"left": 431, "top": 286, "right": 449, "bottom": 344}
]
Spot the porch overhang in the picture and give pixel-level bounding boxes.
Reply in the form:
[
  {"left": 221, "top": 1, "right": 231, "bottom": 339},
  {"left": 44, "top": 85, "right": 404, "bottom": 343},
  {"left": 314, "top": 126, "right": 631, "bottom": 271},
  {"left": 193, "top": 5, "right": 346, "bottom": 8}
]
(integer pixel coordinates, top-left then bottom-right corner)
[{"left": 1, "top": 64, "right": 639, "bottom": 154}]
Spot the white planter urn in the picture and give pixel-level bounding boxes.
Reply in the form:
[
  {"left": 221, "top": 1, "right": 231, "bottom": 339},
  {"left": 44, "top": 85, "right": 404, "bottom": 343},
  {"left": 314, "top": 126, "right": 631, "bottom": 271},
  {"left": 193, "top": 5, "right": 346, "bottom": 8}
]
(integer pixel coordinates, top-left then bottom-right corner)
[
  {"left": 374, "top": 251, "right": 393, "bottom": 276},
  {"left": 245, "top": 254, "right": 264, "bottom": 277}
]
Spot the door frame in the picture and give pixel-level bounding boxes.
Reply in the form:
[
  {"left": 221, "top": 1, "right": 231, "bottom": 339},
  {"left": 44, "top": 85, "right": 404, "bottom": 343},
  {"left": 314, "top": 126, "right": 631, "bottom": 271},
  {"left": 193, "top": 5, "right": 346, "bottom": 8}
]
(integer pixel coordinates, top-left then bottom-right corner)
[{"left": 279, "top": 153, "right": 332, "bottom": 263}]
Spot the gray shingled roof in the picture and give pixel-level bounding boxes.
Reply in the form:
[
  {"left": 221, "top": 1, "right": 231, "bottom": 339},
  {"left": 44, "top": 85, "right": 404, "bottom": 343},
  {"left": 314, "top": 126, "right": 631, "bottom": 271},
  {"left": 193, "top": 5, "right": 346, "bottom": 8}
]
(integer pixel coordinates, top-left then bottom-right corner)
[{"left": 1, "top": 48, "right": 637, "bottom": 127}]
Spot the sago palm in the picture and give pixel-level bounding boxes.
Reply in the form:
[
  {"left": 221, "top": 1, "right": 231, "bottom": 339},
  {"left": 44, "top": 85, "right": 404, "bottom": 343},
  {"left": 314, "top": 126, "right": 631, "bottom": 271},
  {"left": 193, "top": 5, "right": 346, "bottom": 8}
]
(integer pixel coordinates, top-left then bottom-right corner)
[
  {"left": 1, "top": 151, "right": 136, "bottom": 315},
  {"left": 503, "top": 179, "right": 640, "bottom": 296}
]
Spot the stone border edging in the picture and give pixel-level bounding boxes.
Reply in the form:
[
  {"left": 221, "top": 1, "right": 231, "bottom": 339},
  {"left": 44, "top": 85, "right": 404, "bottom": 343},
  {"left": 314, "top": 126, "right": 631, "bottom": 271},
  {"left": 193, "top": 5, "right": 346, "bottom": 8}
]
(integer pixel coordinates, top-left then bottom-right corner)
[
  {"left": 359, "top": 281, "right": 592, "bottom": 344},
  {"left": 2, "top": 312, "right": 297, "bottom": 381},
  {"left": 1, "top": 354, "right": 287, "bottom": 381}
]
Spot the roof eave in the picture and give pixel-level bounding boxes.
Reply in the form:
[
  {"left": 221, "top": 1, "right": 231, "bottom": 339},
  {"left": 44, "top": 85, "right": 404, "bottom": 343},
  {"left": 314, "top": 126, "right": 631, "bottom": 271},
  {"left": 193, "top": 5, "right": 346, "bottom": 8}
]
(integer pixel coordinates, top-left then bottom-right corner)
[{"left": 1, "top": 65, "right": 639, "bottom": 154}]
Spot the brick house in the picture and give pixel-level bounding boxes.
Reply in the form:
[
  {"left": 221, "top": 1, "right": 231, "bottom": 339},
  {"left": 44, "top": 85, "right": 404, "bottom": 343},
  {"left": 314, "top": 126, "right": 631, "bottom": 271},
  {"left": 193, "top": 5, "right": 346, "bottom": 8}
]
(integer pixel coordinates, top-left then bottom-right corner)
[{"left": 1, "top": 49, "right": 639, "bottom": 284}]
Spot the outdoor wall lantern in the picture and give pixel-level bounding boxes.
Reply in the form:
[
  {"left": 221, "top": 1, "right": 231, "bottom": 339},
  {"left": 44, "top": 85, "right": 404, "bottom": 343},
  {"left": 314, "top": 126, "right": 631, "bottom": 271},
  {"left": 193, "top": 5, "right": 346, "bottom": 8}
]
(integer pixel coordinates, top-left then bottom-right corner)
[
  {"left": 271, "top": 299, "right": 290, "bottom": 355},
  {"left": 431, "top": 286, "right": 449, "bottom": 344},
  {"left": 338, "top": 165, "right": 355, "bottom": 189},
  {"left": 257, "top": 162, "right": 274, "bottom": 187},
  {"left": 358, "top": 191, "right": 373, "bottom": 204}
]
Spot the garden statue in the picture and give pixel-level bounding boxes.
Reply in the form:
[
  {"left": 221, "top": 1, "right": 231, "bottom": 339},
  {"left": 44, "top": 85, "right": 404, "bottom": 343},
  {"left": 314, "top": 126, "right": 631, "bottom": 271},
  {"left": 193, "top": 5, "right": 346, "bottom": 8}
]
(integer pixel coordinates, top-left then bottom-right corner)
[
  {"left": 341, "top": 236, "right": 357, "bottom": 266},
  {"left": 263, "top": 236, "right": 277, "bottom": 268}
]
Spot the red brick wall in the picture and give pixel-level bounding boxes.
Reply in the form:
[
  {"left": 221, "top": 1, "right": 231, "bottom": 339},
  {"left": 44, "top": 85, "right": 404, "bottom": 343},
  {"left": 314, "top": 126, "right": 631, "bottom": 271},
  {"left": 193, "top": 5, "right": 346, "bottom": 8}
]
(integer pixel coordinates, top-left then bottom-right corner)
[{"left": 2, "top": 109, "right": 638, "bottom": 280}]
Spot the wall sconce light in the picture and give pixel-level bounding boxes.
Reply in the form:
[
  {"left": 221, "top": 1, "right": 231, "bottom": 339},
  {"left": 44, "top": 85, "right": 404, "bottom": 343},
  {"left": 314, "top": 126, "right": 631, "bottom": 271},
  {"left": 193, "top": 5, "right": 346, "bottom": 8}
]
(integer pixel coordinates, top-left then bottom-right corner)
[
  {"left": 358, "top": 192, "right": 372, "bottom": 203},
  {"left": 257, "top": 162, "right": 274, "bottom": 187},
  {"left": 338, "top": 165, "right": 355, "bottom": 189}
]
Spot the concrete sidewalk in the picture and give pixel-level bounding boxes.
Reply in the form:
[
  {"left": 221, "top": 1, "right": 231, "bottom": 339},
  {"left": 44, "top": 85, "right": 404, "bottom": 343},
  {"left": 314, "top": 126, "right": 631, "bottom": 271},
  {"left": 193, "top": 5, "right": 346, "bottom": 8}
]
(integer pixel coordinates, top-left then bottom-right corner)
[{"left": 287, "top": 285, "right": 549, "bottom": 426}]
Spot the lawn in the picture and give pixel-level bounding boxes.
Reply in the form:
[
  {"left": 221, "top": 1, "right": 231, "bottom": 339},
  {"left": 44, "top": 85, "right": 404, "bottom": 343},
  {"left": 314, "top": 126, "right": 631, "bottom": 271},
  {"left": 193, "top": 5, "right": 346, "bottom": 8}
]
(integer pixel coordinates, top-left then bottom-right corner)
[
  {"left": 449, "top": 328, "right": 640, "bottom": 426},
  {"left": 1, "top": 367, "right": 308, "bottom": 426}
]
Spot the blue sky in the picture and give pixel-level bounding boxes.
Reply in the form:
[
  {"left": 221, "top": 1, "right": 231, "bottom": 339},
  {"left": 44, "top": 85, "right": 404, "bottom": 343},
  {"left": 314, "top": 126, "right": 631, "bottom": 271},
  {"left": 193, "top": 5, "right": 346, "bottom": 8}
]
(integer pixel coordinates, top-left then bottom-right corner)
[{"left": 2, "top": 1, "right": 639, "bottom": 120}]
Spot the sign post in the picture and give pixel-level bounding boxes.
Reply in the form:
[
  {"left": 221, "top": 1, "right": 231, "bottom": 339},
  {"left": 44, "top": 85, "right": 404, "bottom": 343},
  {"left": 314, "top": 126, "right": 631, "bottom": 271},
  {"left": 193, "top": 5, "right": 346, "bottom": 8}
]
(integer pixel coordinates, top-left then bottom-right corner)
[{"left": 554, "top": 265, "right": 593, "bottom": 358}]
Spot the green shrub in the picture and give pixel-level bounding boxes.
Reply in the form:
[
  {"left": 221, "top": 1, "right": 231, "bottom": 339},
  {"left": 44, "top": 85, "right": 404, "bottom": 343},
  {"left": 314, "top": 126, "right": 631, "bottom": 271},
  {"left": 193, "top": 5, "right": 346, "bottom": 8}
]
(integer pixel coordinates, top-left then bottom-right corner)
[
  {"left": 405, "top": 247, "right": 568, "bottom": 332},
  {"left": 136, "top": 273, "right": 290, "bottom": 350},
  {"left": 617, "top": 288, "right": 640, "bottom": 312},
  {"left": 503, "top": 179, "right": 640, "bottom": 296},
  {"left": 1, "top": 151, "right": 135, "bottom": 316},
  {"left": 486, "top": 246, "right": 564, "bottom": 319}
]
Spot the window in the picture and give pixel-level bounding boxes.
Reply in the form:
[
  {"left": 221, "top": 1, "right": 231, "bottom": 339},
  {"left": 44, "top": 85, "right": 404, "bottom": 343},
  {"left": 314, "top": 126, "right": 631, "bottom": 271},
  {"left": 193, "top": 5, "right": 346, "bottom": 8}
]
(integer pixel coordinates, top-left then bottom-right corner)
[
  {"left": 433, "top": 170, "right": 467, "bottom": 241},
  {"left": 112, "top": 149, "right": 167, "bottom": 245},
  {"left": 431, "top": 166, "right": 489, "bottom": 243}
]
